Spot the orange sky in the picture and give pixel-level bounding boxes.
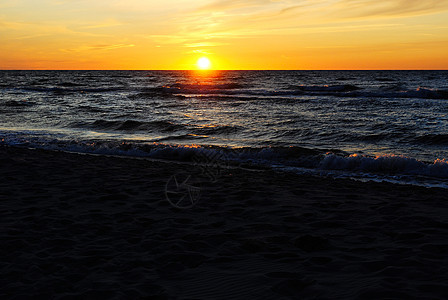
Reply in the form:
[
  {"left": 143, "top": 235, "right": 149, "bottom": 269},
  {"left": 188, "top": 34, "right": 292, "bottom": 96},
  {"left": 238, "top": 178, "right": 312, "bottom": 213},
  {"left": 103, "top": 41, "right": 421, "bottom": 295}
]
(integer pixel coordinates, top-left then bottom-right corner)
[{"left": 1, "top": 0, "right": 448, "bottom": 70}]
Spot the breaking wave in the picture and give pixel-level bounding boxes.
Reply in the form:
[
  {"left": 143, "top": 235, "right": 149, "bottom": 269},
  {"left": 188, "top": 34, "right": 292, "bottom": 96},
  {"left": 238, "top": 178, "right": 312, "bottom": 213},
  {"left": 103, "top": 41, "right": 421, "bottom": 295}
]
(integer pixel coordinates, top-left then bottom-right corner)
[{"left": 1, "top": 131, "right": 447, "bottom": 188}]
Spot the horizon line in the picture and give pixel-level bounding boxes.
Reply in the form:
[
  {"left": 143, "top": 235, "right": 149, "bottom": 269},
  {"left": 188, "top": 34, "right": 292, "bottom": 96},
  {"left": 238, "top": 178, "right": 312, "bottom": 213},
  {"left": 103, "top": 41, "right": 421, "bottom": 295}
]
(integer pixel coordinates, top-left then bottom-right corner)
[{"left": 1, "top": 69, "right": 447, "bottom": 71}]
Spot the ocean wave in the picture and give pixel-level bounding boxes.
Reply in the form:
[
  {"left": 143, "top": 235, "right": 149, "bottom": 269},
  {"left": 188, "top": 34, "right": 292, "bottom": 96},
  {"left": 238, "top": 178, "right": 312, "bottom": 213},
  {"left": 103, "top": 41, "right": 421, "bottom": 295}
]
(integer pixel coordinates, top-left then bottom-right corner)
[
  {"left": 1, "top": 132, "right": 447, "bottom": 187},
  {"left": 291, "top": 86, "right": 448, "bottom": 100},
  {"left": 76, "top": 119, "right": 186, "bottom": 132},
  {"left": 2, "top": 70, "right": 448, "bottom": 188},
  {"left": 154, "top": 134, "right": 209, "bottom": 142},
  {"left": 2, "top": 100, "right": 36, "bottom": 107},
  {"left": 135, "top": 84, "right": 448, "bottom": 101},
  {"left": 413, "top": 134, "right": 448, "bottom": 145},
  {"left": 192, "top": 124, "right": 240, "bottom": 135},
  {"left": 167, "top": 82, "right": 242, "bottom": 90},
  {"left": 22, "top": 86, "right": 125, "bottom": 94},
  {"left": 319, "top": 153, "right": 448, "bottom": 178},
  {"left": 343, "top": 87, "right": 448, "bottom": 100},
  {"left": 375, "top": 77, "right": 397, "bottom": 82},
  {"left": 58, "top": 82, "right": 84, "bottom": 87},
  {"left": 296, "top": 84, "right": 361, "bottom": 92},
  {"left": 400, "top": 87, "right": 448, "bottom": 100},
  {"left": 74, "top": 105, "right": 105, "bottom": 113},
  {"left": 74, "top": 119, "right": 241, "bottom": 135},
  {"left": 128, "top": 87, "right": 174, "bottom": 99}
]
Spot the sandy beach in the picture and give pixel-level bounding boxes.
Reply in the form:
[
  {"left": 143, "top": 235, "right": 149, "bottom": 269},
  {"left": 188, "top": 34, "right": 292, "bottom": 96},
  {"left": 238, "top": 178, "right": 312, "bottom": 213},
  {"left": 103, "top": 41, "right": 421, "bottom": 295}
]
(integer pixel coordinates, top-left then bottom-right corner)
[{"left": 1, "top": 145, "right": 447, "bottom": 299}]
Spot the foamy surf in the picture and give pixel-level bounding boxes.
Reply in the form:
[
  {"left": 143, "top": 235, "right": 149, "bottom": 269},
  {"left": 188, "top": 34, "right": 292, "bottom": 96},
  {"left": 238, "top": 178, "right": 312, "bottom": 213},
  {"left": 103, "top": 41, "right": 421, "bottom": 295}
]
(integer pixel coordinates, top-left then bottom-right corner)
[{"left": 1, "top": 128, "right": 447, "bottom": 189}]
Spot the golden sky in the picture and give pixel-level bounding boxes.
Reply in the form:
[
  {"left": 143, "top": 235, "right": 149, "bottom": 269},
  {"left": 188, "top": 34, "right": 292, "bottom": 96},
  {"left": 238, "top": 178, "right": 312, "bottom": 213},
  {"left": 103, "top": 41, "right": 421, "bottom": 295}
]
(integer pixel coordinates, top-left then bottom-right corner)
[{"left": 1, "top": 0, "right": 448, "bottom": 69}]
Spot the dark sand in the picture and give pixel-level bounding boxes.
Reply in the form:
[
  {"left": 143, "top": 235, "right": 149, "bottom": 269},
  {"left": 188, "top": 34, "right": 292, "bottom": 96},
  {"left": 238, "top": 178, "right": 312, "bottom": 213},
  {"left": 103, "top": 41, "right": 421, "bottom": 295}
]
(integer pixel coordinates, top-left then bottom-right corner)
[{"left": 1, "top": 145, "right": 447, "bottom": 299}]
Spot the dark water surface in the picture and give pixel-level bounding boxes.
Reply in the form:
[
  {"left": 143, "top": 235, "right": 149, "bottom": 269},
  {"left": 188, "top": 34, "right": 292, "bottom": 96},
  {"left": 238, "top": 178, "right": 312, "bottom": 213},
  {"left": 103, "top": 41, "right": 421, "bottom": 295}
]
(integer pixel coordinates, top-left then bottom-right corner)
[{"left": 1, "top": 70, "right": 448, "bottom": 187}]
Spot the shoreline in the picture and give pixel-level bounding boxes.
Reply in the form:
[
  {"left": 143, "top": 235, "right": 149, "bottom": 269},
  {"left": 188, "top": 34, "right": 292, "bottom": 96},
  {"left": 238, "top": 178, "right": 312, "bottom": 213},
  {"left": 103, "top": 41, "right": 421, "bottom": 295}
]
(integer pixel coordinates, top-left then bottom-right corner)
[
  {"left": 1, "top": 145, "right": 447, "bottom": 298},
  {"left": 2, "top": 136, "right": 447, "bottom": 190}
]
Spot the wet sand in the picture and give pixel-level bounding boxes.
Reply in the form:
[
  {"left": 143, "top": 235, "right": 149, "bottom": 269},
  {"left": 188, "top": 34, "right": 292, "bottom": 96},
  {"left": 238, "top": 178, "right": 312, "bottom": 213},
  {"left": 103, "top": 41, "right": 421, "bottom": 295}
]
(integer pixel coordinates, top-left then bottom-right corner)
[{"left": 1, "top": 145, "right": 447, "bottom": 299}]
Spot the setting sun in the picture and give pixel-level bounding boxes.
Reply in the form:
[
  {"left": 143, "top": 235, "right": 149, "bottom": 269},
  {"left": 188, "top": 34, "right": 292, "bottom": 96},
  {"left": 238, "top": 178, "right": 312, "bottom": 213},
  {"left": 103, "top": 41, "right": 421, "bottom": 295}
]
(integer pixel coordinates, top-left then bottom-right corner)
[
  {"left": 1, "top": 0, "right": 448, "bottom": 70},
  {"left": 197, "top": 57, "right": 211, "bottom": 70}
]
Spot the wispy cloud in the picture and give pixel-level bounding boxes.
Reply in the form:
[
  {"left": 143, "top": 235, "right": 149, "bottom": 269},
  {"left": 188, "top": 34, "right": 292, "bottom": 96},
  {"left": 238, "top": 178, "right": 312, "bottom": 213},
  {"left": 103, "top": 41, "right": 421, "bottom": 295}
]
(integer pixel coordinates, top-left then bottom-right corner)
[
  {"left": 0, "top": 19, "right": 33, "bottom": 30},
  {"left": 188, "top": 49, "right": 213, "bottom": 55},
  {"left": 186, "top": 0, "right": 448, "bottom": 33},
  {"left": 197, "top": 0, "right": 276, "bottom": 12},
  {"left": 331, "top": 0, "right": 448, "bottom": 19},
  {"left": 0, "top": 17, "right": 110, "bottom": 40},
  {"left": 146, "top": 34, "right": 190, "bottom": 45},
  {"left": 197, "top": 0, "right": 448, "bottom": 19},
  {"left": 184, "top": 42, "right": 228, "bottom": 47},
  {"left": 62, "top": 44, "right": 135, "bottom": 52},
  {"left": 80, "top": 19, "right": 125, "bottom": 29}
]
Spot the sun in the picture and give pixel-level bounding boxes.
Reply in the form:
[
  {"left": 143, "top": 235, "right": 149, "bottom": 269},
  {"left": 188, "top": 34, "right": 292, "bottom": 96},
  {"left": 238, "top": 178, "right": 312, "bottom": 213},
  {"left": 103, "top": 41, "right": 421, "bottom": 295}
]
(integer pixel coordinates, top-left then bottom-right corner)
[{"left": 197, "top": 57, "right": 211, "bottom": 70}]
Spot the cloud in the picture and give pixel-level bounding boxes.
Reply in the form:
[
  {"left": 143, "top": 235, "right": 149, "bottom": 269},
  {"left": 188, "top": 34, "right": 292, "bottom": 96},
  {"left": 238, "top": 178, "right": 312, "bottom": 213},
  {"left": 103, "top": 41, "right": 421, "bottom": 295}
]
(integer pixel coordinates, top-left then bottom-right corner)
[
  {"left": 183, "top": 42, "right": 228, "bottom": 47},
  {"left": 0, "top": 19, "right": 33, "bottom": 30},
  {"left": 333, "top": 0, "right": 448, "bottom": 18},
  {"left": 197, "top": 0, "right": 275, "bottom": 12},
  {"left": 188, "top": 49, "right": 213, "bottom": 55},
  {"left": 0, "top": 17, "right": 111, "bottom": 41},
  {"left": 173, "top": 0, "right": 448, "bottom": 45},
  {"left": 147, "top": 34, "right": 190, "bottom": 45},
  {"left": 80, "top": 19, "right": 125, "bottom": 29},
  {"left": 62, "top": 44, "right": 135, "bottom": 52},
  {"left": 89, "top": 44, "right": 135, "bottom": 50}
]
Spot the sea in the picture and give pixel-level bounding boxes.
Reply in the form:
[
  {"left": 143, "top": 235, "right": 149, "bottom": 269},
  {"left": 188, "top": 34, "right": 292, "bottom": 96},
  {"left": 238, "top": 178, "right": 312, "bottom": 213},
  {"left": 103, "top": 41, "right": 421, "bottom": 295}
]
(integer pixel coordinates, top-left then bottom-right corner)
[{"left": 1, "top": 70, "right": 448, "bottom": 188}]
